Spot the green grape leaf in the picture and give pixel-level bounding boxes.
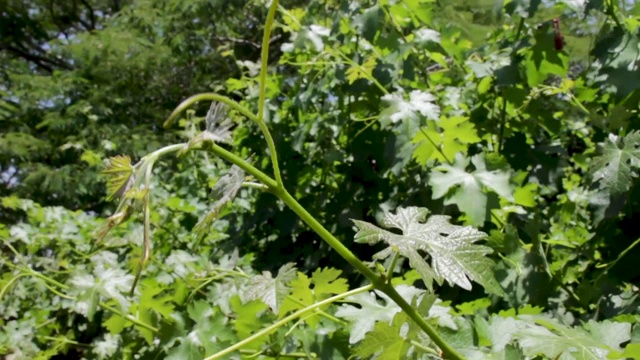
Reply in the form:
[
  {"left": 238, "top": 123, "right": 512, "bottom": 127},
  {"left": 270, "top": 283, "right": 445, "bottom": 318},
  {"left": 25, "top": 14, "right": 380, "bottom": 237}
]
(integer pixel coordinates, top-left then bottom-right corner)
[
  {"left": 310, "top": 267, "right": 349, "bottom": 300},
  {"left": 193, "top": 164, "right": 245, "bottom": 233},
  {"left": 429, "top": 153, "right": 514, "bottom": 225},
  {"left": 103, "top": 313, "right": 128, "bottom": 334},
  {"left": 335, "top": 285, "right": 424, "bottom": 344},
  {"left": 610, "top": 343, "right": 640, "bottom": 359},
  {"left": 487, "top": 316, "right": 526, "bottom": 352},
  {"left": 103, "top": 155, "right": 134, "bottom": 201},
  {"left": 582, "top": 320, "right": 630, "bottom": 352},
  {"left": 455, "top": 297, "right": 491, "bottom": 316},
  {"left": 590, "top": 132, "right": 640, "bottom": 195},
  {"left": 136, "top": 279, "right": 175, "bottom": 344},
  {"left": 525, "top": 21, "right": 568, "bottom": 87},
  {"left": 245, "top": 262, "right": 297, "bottom": 313},
  {"left": 412, "top": 116, "right": 481, "bottom": 164},
  {"left": 278, "top": 272, "right": 314, "bottom": 318},
  {"left": 229, "top": 296, "right": 268, "bottom": 343},
  {"left": 592, "top": 26, "right": 640, "bottom": 98},
  {"left": 352, "top": 206, "right": 503, "bottom": 295},
  {"left": 515, "top": 316, "right": 630, "bottom": 359},
  {"left": 165, "top": 340, "right": 203, "bottom": 360},
  {"left": 187, "top": 301, "right": 236, "bottom": 355},
  {"left": 352, "top": 321, "right": 409, "bottom": 360},
  {"left": 346, "top": 56, "right": 377, "bottom": 84},
  {"left": 277, "top": 267, "right": 347, "bottom": 327}
]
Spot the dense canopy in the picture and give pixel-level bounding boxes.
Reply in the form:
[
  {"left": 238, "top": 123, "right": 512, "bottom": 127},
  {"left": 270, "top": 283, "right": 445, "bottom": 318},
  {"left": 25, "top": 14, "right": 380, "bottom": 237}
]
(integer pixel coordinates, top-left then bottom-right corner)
[{"left": 2, "top": 0, "right": 640, "bottom": 359}]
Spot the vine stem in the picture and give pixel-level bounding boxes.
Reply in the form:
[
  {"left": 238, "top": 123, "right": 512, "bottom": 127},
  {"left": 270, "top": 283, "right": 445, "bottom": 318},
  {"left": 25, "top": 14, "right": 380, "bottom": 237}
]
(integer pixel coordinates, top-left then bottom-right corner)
[
  {"left": 204, "top": 285, "right": 375, "bottom": 360},
  {"left": 257, "top": 0, "right": 283, "bottom": 187},
  {"left": 207, "top": 142, "right": 466, "bottom": 360}
]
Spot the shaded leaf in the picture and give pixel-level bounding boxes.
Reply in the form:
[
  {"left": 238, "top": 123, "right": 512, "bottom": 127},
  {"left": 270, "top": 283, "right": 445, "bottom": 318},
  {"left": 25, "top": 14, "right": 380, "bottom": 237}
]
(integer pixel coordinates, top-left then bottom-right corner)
[
  {"left": 193, "top": 164, "right": 245, "bottom": 232},
  {"left": 590, "top": 131, "right": 640, "bottom": 195},
  {"left": 352, "top": 321, "right": 409, "bottom": 360}
]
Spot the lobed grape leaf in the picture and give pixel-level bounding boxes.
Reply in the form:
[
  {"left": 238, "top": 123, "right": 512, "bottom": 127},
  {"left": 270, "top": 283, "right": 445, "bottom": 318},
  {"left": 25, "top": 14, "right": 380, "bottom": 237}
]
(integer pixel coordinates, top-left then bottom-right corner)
[
  {"left": 245, "top": 262, "right": 297, "bottom": 313},
  {"left": 136, "top": 279, "right": 175, "bottom": 344},
  {"left": 412, "top": 115, "right": 481, "bottom": 164},
  {"left": 508, "top": 316, "right": 631, "bottom": 360},
  {"left": 310, "top": 267, "right": 349, "bottom": 300},
  {"left": 187, "top": 300, "right": 236, "bottom": 355},
  {"left": 352, "top": 321, "right": 409, "bottom": 360},
  {"left": 590, "top": 131, "right": 640, "bottom": 196},
  {"left": 277, "top": 267, "right": 349, "bottom": 328},
  {"left": 335, "top": 285, "right": 425, "bottom": 344},
  {"left": 429, "top": 153, "right": 514, "bottom": 226},
  {"left": 352, "top": 206, "right": 503, "bottom": 295}
]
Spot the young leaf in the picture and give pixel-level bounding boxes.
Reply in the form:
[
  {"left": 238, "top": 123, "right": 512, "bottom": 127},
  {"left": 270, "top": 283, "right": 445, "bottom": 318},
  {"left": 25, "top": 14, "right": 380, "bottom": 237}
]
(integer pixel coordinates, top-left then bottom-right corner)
[
  {"left": 429, "top": 153, "right": 514, "bottom": 225},
  {"left": 590, "top": 131, "right": 640, "bottom": 195},
  {"left": 245, "top": 262, "right": 297, "bottom": 313},
  {"left": 277, "top": 268, "right": 348, "bottom": 327},
  {"left": 135, "top": 279, "right": 175, "bottom": 344},
  {"left": 193, "top": 164, "right": 245, "bottom": 233},
  {"left": 103, "top": 155, "right": 134, "bottom": 200},
  {"left": 412, "top": 115, "right": 481, "bottom": 164},
  {"left": 278, "top": 272, "right": 314, "bottom": 318},
  {"left": 352, "top": 206, "right": 503, "bottom": 295},
  {"left": 310, "top": 267, "right": 349, "bottom": 300}
]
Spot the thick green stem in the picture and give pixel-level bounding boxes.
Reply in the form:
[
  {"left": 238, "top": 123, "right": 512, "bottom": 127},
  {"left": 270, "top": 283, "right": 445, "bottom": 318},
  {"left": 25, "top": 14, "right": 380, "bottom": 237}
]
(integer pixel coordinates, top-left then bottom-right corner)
[
  {"left": 275, "top": 188, "right": 381, "bottom": 282},
  {"left": 206, "top": 143, "right": 464, "bottom": 359}
]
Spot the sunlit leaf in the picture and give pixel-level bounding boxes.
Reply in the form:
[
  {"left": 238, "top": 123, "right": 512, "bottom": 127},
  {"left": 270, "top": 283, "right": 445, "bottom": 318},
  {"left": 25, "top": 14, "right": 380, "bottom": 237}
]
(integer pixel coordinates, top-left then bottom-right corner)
[
  {"left": 353, "top": 206, "right": 503, "bottom": 295},
  {"left": 429, "top": 153, "right": 514, "bottom": 226}
]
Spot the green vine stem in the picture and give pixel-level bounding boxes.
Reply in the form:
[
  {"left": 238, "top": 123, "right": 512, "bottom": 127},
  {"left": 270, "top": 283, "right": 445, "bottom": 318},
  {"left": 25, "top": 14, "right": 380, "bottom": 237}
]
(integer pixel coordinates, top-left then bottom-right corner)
[
  {"left": 206, "top": 143, "right": 465, "bottom": 360},
  {"left": 257, "top": 0, "right": 283, "bottom": 187},
  {"left": 204, "top": 284, "right": 374, "bottom": 360}
]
